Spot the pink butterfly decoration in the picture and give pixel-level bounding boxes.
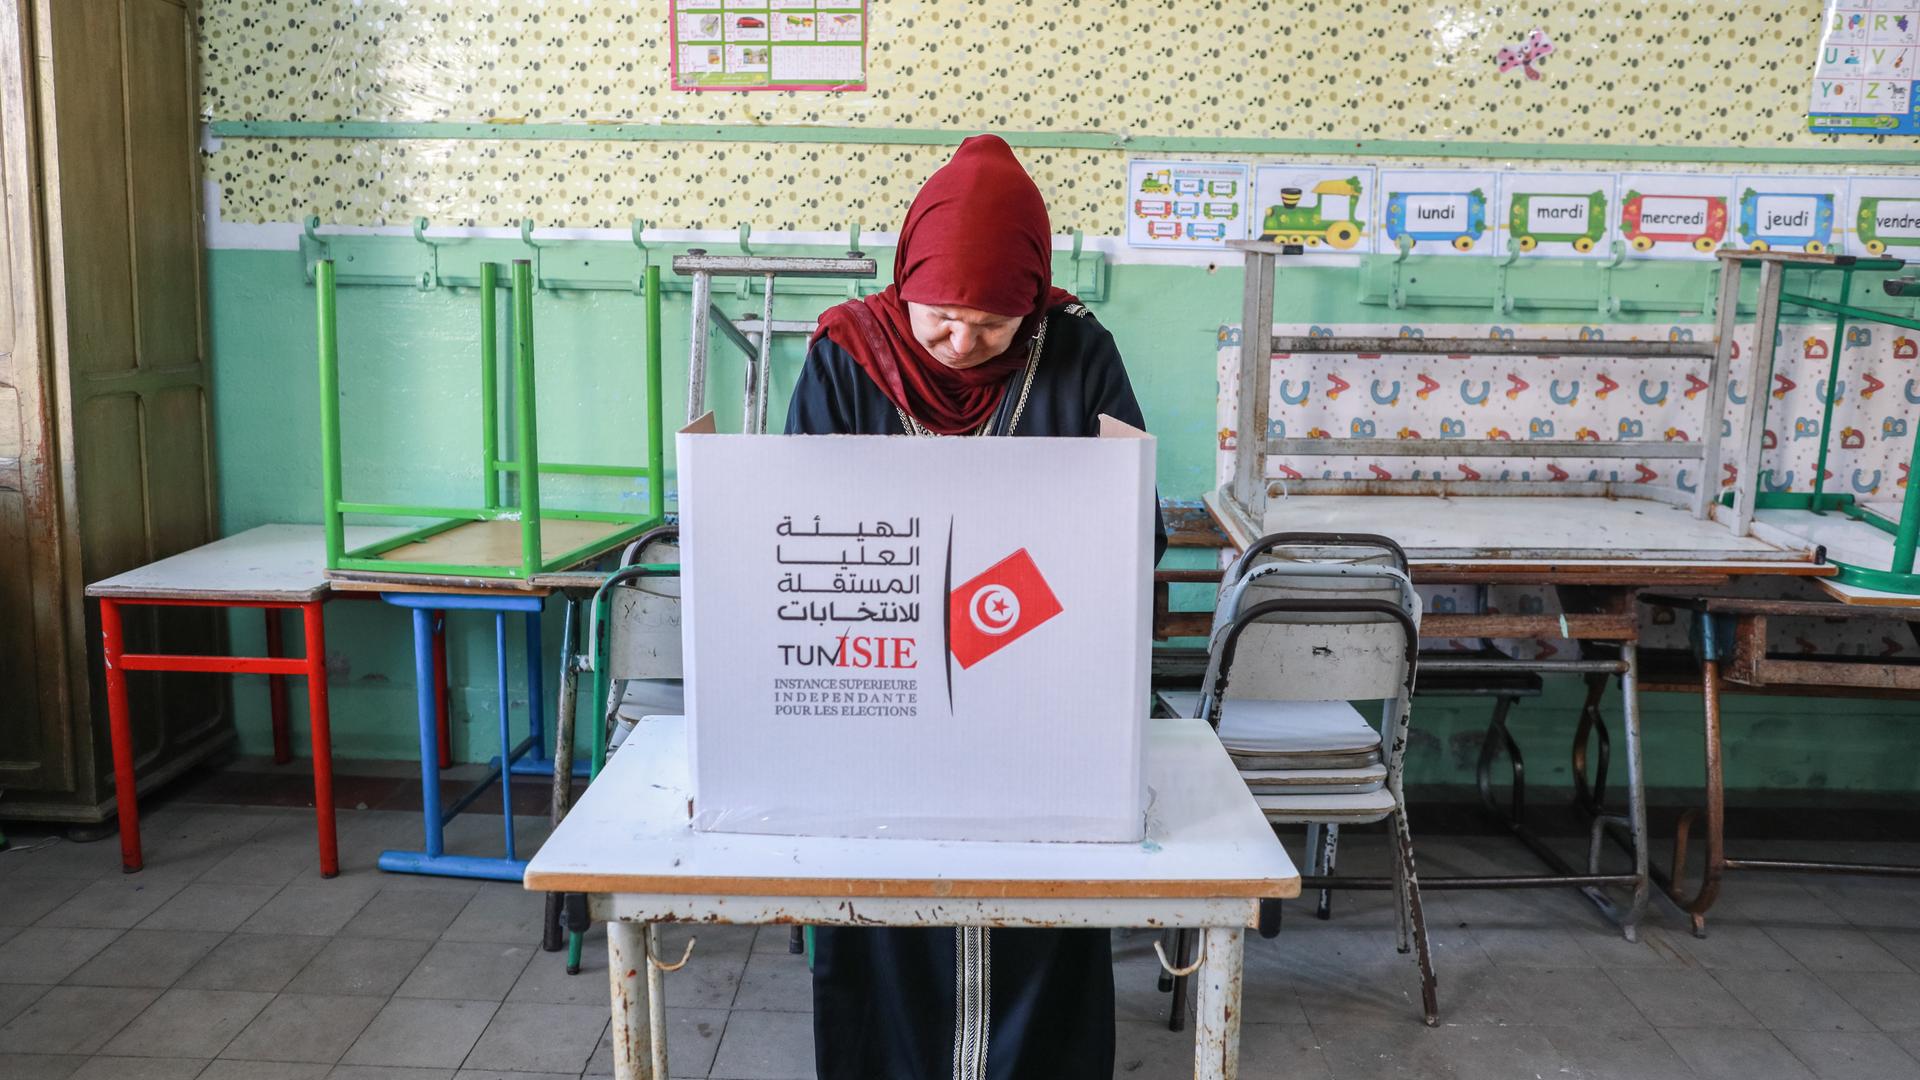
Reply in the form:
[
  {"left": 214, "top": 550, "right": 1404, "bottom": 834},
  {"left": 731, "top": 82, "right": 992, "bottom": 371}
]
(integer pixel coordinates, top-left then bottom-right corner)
[{"left": 1496, "top": 29, "right": 1555, "bottom": 81}]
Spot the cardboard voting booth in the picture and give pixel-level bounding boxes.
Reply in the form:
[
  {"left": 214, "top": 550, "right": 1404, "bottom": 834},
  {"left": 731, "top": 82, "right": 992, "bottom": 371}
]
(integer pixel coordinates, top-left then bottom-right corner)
[{"left": 677, "top": 415, "right": 1156, "bottom": 842}]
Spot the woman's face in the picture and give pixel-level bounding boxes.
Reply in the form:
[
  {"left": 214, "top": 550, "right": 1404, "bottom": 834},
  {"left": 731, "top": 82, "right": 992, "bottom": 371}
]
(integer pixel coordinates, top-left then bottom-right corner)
[{"left": 906, "top": 302, "right": 1023, "bottom": 370}]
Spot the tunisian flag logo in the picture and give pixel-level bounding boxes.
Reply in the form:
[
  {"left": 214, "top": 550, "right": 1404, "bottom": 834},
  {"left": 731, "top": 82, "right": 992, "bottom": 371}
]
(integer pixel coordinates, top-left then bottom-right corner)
[{"left": 948, "top": 548, "right": 1064, "bottom": 670}]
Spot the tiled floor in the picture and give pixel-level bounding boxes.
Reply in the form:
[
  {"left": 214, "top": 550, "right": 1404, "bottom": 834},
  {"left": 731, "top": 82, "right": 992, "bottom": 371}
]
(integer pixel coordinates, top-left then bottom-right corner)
[{"left": 4, "top": 800, "right": 1920, "bottom": 1079}]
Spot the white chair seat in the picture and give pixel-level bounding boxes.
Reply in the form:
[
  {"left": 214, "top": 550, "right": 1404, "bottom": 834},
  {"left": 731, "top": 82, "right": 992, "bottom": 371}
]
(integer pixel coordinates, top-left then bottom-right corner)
[
  {"left": 1239, "top": 761, "right": 1387, "bottom": 796},
  {"left": 1255, "top": 787, "right": 1399, "bottom": 824},
  {"left": 615, "top": 678, "right": 684, "bottom": 720},
  {"left": 1156, "top": 691, "right": 1383, "bottom": 768}
]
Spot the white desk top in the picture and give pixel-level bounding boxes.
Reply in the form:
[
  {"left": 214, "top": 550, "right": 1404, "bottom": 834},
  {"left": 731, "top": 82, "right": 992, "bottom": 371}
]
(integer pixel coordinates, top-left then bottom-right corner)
[
  {"left": 525, "top": 715, "right": 1300, "bottom": 901},
  {"left": 86, "top": 524, "right": 407, "bottom": 602}
]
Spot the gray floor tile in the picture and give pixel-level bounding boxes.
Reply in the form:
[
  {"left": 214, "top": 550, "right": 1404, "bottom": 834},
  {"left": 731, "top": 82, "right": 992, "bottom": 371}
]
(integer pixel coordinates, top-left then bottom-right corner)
[
  {"left": 221, "top": 992, "right": 386, "bottom": 1064},
  {"left": 1661, "top": 1026, "right": 1817, "bottom": 1080},
  {"left": 0, "top": 1053, "right": 86, "bottom": 1079},
  {"left": 1712, "top": 968, "right": 1877, "bottom": 1033},
  {"left": 1805, "top": 879, "right": 1920, "bottom": 932},
  {"left": 1112, "top": 1017, "right": 1214, "bottom": 1077},
  {"left": 66, "top": 1056, "right": 209, "bottom": 1079},
  {"left": 709, "top": 1009, "right": 813, "bottom": 1080},
  {"left": 1708, "top": 877, "right": 1841, "bottom": 925},
  {"left": 1776, "top": 1030, "right": 1920, "bottom": 1080},
  {"left": 1677, "top": 924, "right": 1807, "bottom": 971},
  {"left": 662, "top": 926, "right": 754, "bottom": 1010},
  {"left": 463, "top": 1002, "right": 608, "bottom": 1074},
  {"left": 241, "top": 881, "right": 382, "bottom": 938},
  {"left": 1818, "top": 970, "right": 1920, "bottom": 1033},
  {"left": 0, "top": 925, "right": 17, "bottom": 948},
  {"left": 0, "top": 984, "right": 46, "bottom": 1026},
  {"left": 1539, "top": 1022, "right": 1694, "bottom": 1080},
  {"left": 287, "top": 935, "right": 433, "bottom": 997},
  {"left": 0, "top": 928, "right": 123, "bottom": 984},
  {"left": 338, "top": 886, "right": 476, "bottom": 941},
  {"left": 196, "top": 842, "right": 317, "bottom": 889},
  {"left": 1238, "top": 1024, "right": 1334, "bottom": 1079},
  {"left": 584, "top": 1007, "right": 729, "bottom": 1079},
  {"left": 1315, "top": 1021, "right": 1571, "bottom": 1079},
  {"left": 1766, "top": 926, "right": 1913, "bottom": 973},
  {"left": 137, "top": 883, "right": 282, "bottom": 933},
  {"left": 1571, "top": 924, "right": 1696, "bottom": 969},
  {"left": 731, "top": 953, "right": 812, "bottom": 1012},
  {"left": 439, "top": 887, "right": 547, "bottom": 945},
  {"left": 340, "top": 998, "right": 497, "bottom": 1070},
  {"left": 0, "top": 836, "right": 123, "bottom": 881},
  {"left": 0, "top": 876, "right": 89, "bottom": 927},
  {"left": 395, "top": 941, "right": 534, "bottom": 1002},
  {"left": 178, "top": 932, "right": 329, "bottom": 993},
  {"left": 1607, "top": 967, "right": 1763, "bottom": 1028},
  {"left": 452, "top": 1072, "right": 578, "bottom": 1080},
  {"left": 1898, "top": 1032, "right": 1920, "bottom": 1062},
  {"left": 62, "top": 929, "right": 227, "bottom": 989},
  {"left": 327, "top": 1068, "right": 457, "bottom": 1080},
  {"left": 1469, "top": 925, "right": 1599, "bottom": 967},
  {"left": 33, "top": 878, "right": 186, "bottom": 930},
  {"left": 99, "top": 987, "right": 275, "bottom": 1058},
  {"left": 1493, "top": 966, "right": 1648, "bottom": 1027},
  {"left": 1871, "top": 930, "right": 1920, "bottom": 969},
  {"left": 198, "top": 1061, "right": 331, "bottom": 1079},
  {"left": 0, "top": 986, "right": 159, "bottom": 1055},
  {"left": 508, "top": 945, "right": 624, "bottom": 1008}
]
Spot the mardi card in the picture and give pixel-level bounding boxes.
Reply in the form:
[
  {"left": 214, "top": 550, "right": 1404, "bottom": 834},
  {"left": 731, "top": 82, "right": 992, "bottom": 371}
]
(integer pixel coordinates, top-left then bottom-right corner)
[
  {"left": 1615, "top": 173, "right": 1737, "bottom": 260},
  {"left": 1125, "top": 160, "right": 1251, "bottom": 250},
  {"left": 1732, "top": 175, "right": 1848, "bottom": 254},
  {"left": 1374, "top": 169, "right": 1500, "bottom": 256},
  {"left": 1251, "top": 165, "right": 1376, "bottom": 254},
  {"left": 1500, "top": 172, "right": 1617, "bottom": 258},
  {"left": 1845, "top": 174, "right": 1920, "bottom": 257}
]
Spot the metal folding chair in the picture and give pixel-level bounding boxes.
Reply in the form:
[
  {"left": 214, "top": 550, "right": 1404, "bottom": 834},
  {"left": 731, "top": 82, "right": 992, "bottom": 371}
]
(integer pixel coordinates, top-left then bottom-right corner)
[{"left": 1159, "top": 533, "right": 1436, "bottom": 1026}]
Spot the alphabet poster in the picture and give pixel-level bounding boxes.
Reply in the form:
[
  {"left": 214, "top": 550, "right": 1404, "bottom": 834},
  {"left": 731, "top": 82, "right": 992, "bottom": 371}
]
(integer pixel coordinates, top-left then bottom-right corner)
[
  {"left": 1125, "top": 160, "right": 1251, "bottom": 249},
  {"left": 1808, "top": 0, "right": 1920, "bottom": 135},
  {"left": 1500, "top": 172, "right": 1617, "bottom": 258},
  {"left": 1732, "top": 175, "right": 1848, "bottom": 255},
  {"left": 1374, "top": 169, "right": 1499, "bottom": 256},
  {"left": 1250, "top": 165, "right": 1375, "bottom": 254},
  {"left": 671, "top": 0, "right": 867, "bottom": 91},
  {"left": 1614, "top": 173, "right": 1736, "bottom": 261}
]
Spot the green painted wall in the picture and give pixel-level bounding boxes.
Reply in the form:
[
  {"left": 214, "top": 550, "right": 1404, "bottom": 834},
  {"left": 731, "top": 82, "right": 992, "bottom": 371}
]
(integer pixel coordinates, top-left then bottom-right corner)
[{"left": 207, "top": 245, "right": 1920, "bottom": 795}]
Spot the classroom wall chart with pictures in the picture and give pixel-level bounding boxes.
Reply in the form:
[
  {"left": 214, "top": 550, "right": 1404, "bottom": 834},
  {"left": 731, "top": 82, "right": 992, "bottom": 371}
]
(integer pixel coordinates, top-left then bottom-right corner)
[
  {"left": 671, "top": 1, "right": 867, "bottom": 91},
  {"left": 1808, "top": 0, "right": 1920, "bottom": 134}
]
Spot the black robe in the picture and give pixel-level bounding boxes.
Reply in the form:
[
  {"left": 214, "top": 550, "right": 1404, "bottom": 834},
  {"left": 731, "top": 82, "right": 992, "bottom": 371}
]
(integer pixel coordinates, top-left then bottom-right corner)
[{"left": 786, "top": 304, "right": 1166, "bottom": 1080}]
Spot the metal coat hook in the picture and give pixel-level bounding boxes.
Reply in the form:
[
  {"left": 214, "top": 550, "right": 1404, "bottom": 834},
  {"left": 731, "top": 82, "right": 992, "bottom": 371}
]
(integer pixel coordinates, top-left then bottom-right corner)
[
  {"left": 736, "top": 223, "right": 755, "bottom": 298},
  {"left": 1389, "top": 233, "right": 1414, "bottom": 310},
  {"left": 1598, "top": 239, "right": 1627, "bottom": 317},
  {"left": 630, "top": 220, "right": 650, "bottom": 293},
  {"left": 1153, "top": 936, "right": 1206, "bottom": 977},
  {"left": 650, "top": 935, "right": 697, "bottom": 973},
  {"left": 300, "top": 215, "right": 331, "bottom": 283},
  {"left": 411, "top": 217, "right": 441, "bottom": 290},
  {"left": 1493, "top": 238, "right": 1521, "bottom": 316},
  {"left": 518, "top": 219, "right": 549, "bottom": 290}
]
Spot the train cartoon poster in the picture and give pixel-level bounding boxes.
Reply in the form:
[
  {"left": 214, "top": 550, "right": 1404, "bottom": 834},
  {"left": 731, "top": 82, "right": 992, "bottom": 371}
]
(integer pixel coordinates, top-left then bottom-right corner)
[
  {"left": 1251, "top": 165, "right": 1374, "bottom": 253},
  {"left": 1732, "top": 175, "right": 1847, "bottom": 254},
  {"left": 1500, "top": 172, "right": 1617, "bottom": 257},
  {"left": 1846, "top": 176, "right": 1920, "bottom": 256},
  {"left": 671, "top": 0, "right": 868, "bottom": 91},
  {"left": 1614, "top": 173, "right": 1735, "bottom": 261},
  {"left": 1125, "top": 161, "right": 1250, "bottom": 250},
  {"left": 1373, "top": 170, "right": 1498, "bottom": 256},
  {"left": 1808, "top": 1, "right": 1920, "bottom": 135}
]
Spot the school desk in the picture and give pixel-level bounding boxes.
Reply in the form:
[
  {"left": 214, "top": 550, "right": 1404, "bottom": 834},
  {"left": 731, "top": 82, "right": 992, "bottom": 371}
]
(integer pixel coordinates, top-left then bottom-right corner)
[
  {"left": 525, "top": 714, "right": 1299, "bottom": 1080},
  {"left": 86, "top": 523, "right": 402, "bottom": 876}
]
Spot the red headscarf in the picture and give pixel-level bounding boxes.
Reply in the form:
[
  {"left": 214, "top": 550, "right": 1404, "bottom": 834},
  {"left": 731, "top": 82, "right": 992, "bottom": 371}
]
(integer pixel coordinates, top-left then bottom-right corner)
[{"left": 813, "top": 134, "right": 1077, "bottom": 435}]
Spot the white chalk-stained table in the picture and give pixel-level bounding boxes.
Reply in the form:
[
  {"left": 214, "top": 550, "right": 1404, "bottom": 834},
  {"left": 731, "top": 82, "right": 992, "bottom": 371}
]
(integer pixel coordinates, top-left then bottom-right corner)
[{"left": 524, "top": 714, "right": 1299, "bottom": 1080}]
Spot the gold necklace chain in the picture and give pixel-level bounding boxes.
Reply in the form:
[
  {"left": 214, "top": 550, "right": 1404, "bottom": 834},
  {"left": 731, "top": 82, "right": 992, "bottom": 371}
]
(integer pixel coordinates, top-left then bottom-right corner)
[{"left": 897, "top": 315, "right": 1047, "bottom": 438}]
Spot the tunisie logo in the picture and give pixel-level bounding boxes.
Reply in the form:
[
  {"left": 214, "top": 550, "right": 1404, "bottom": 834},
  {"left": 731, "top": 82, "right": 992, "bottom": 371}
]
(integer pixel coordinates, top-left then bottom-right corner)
[{"left": 947, "top": 548, "right": 1064, "bottom": 669}]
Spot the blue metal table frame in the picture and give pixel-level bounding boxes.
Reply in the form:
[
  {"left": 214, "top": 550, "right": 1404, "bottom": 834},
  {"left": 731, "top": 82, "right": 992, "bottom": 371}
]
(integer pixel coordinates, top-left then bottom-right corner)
[{"left": 378, "top": 590, "right": 575, "bottom": 881}]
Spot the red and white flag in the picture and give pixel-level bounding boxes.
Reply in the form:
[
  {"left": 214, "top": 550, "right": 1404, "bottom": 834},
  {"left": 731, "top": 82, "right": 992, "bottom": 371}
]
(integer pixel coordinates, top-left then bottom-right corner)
[{"left": 948, "top": 548, "right": 1064, "bottom": 670}]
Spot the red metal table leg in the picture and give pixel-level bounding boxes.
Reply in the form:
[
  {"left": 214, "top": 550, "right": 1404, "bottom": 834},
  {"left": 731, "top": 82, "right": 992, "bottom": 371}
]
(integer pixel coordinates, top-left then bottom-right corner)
[
  {"left": 303, "top": 600, "right": 339, "bottom": 877},
  {"left": 266, "top": 608, "right": 291, "bottom": 765},
  {"left": 100, "top": 598, "right": 142, "bottom": 873},
  {"left": 432, "top": 609, "right": 451, "bottom": 769}
]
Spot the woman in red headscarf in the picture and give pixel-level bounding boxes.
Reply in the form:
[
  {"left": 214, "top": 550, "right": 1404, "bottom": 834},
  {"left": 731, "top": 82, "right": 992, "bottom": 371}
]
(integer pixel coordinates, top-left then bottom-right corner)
[{"left": 789, "top": 135, "right": 1164, "bottom": 1080}]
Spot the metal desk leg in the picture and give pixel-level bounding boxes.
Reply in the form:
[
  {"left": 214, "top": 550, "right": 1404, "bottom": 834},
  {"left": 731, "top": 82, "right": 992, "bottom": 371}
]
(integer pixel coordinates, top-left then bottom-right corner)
[
  {"left": 1581, "top": 642, "right": 1650, "bottom": 941},
  {"left": 100, "top": 598, "right": 142, "bottom": 874},
  {"left": 545, "top": 597, "right": 581, "bottom": 952},
  {"left": 302, "top": 601, "right": 340, "bottom": 878},
  {"left": 1665, "top": 656, "right": 1727, "bottom": 937},
  {"left": 608, "top": 920, "right": 658, "bottom": 1080},
  {"left": 432, "top": 610, "right": 452, "bottom": 769},
  {"left": 1193, "top": 926, "right": 1244, "bottom": 1080},
  {"left": 266, "top": 608, "right": 291, "bottom": 765}
]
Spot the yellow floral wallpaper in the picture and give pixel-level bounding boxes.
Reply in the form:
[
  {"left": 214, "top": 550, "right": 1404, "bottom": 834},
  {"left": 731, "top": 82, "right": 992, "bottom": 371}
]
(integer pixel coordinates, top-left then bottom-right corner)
[{"left": 199, "top": 0, "right": 1920, "bottom": 229}]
